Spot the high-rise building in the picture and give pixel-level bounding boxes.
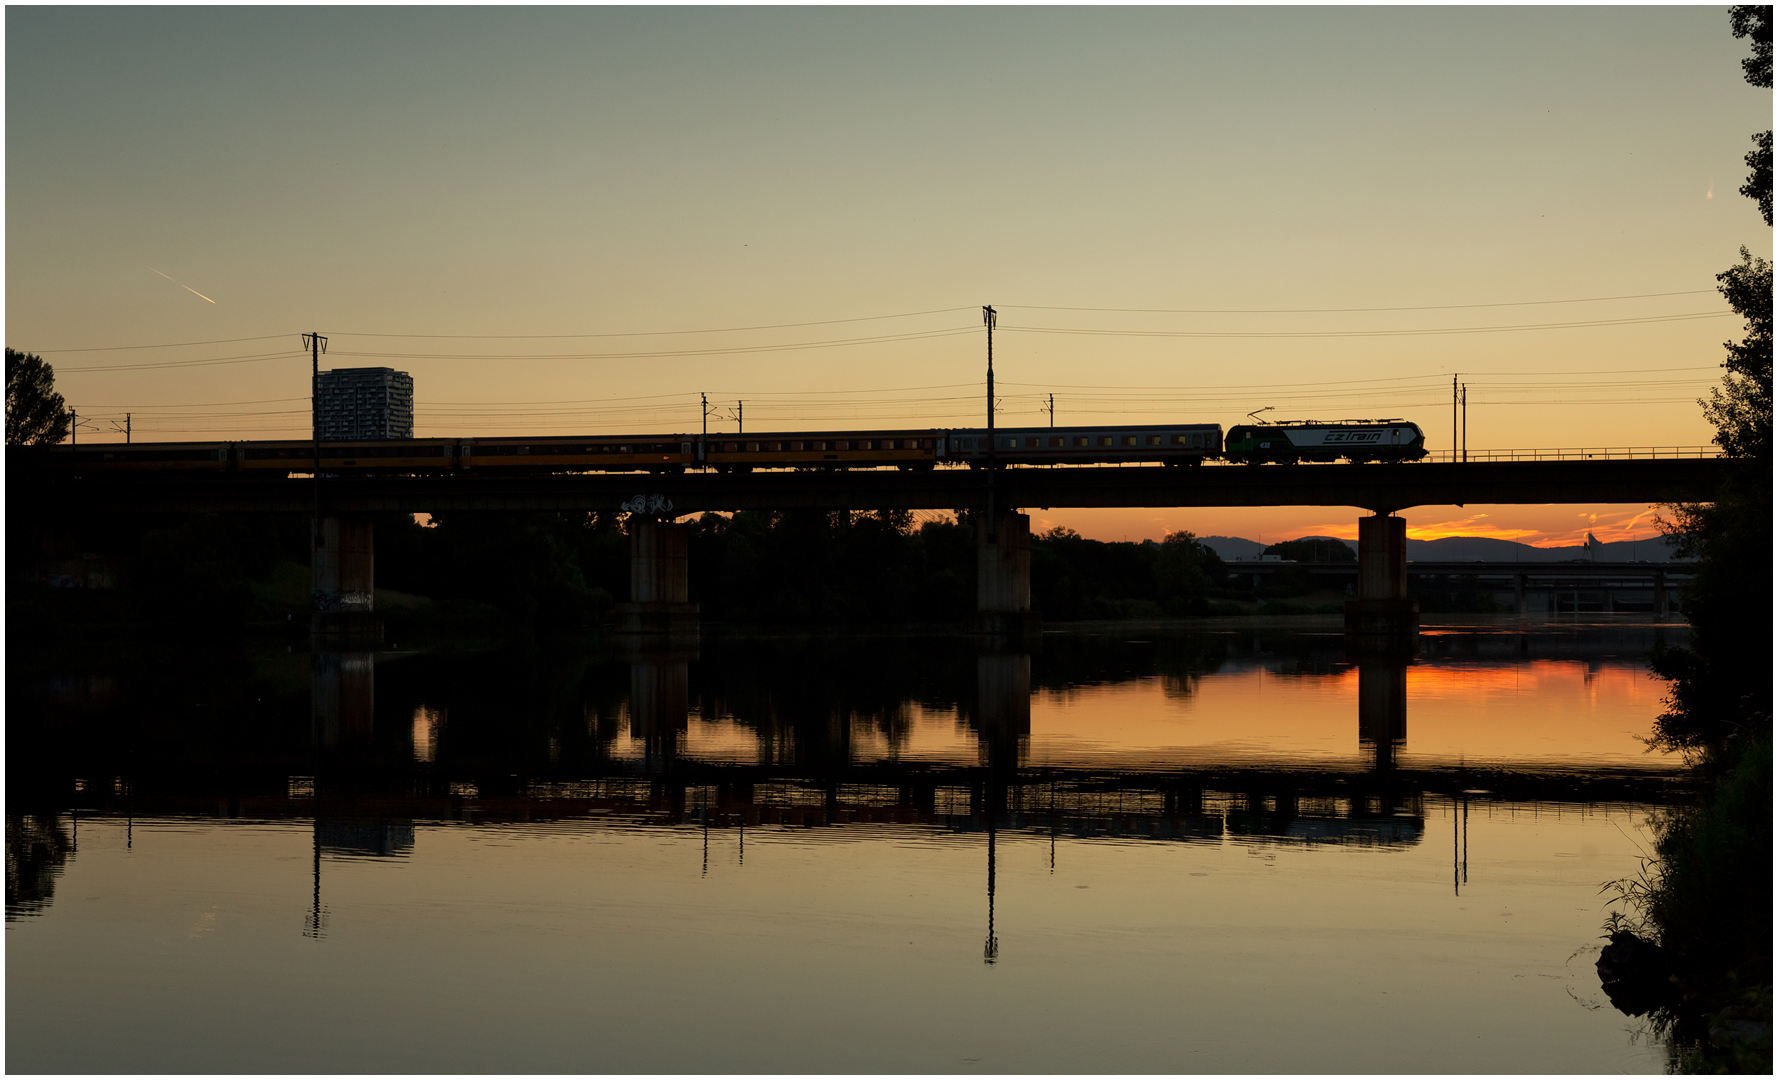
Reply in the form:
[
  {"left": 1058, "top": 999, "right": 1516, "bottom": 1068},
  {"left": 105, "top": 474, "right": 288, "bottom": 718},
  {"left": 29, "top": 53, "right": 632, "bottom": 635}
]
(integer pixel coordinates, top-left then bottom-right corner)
[{"left": 316, "top": 367, "right": 414, "bottom": 440}]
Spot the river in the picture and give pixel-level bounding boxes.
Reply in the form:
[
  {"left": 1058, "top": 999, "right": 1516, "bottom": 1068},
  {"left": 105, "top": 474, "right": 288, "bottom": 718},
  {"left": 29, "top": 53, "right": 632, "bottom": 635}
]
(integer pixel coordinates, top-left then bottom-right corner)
[{"left": 7, "top": 615, "right": 1689, "bottom": 1072}]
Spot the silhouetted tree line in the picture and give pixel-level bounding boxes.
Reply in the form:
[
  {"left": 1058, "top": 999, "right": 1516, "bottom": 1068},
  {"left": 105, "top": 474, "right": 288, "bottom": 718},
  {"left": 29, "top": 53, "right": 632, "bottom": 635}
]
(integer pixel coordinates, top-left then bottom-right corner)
[
  {"left": 11, "top": 504, "right": 1255, "bottom": 633},
  {"left": 1601, "top": 10, "right": 1771, "bottom": 1071}
]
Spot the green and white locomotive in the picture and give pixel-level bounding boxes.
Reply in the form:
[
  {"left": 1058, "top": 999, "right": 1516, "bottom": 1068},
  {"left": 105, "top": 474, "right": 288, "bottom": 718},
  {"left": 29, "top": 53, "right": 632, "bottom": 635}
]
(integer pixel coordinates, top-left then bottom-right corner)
[{"left": 1223, "top": 418, "right": 1427, "bottom": 464}]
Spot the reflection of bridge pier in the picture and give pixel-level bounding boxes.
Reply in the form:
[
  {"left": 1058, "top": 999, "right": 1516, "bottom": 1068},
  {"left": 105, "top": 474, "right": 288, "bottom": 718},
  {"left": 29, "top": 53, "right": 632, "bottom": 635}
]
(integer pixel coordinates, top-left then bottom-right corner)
[
  {"left": 1357, "top": 656, "right": 1408, "bottom": 770},
  {"left": 312, "top": 650, "right": 376, "bottom": 752},
  {"left": 623, "top": 636, "right": 696, "bottom": 779},
  {"left": 974, "top": 649, "right": 1031, "bottom": 774},
  {"left": 971, "top": 645, "right": 1030, "bottom": 964}
]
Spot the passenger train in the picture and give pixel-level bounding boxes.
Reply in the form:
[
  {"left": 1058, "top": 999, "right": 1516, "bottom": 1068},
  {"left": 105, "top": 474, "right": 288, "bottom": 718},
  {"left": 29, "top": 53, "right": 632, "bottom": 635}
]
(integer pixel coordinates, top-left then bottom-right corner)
[{"left": 27, "top": 419, "right": 1425, "bottom": 476}]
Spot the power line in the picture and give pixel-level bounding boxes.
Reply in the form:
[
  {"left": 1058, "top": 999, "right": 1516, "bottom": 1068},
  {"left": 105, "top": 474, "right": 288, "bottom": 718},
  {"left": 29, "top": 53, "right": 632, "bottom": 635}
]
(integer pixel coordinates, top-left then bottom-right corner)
[
  {"left": 1001, "top": 289, "right": 1717, "bottom": 315},
  {"left": 57, "top": 350, "right": 305, "bottom": 374},
  {"left": 329, "top": 307, "right": 976, "bottom": 339},
  {"left": 326, "top": 326, "right": 978, "bottom": 362},
  {"left": 35, "top": 334, "right": 294, "bottom": 354},
  {"left": 1003, "top": 311, "right": 1730, "bottom": 340}
]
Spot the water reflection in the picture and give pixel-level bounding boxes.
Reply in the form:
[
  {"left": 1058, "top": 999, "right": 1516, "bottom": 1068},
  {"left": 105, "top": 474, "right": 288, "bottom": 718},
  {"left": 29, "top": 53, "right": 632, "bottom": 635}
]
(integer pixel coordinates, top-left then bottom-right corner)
[
  {"left": 8, "top": 619, "right": 1691, "bottom": 927},
  {"left": 5, "top": 814, "right": 73, "bottom": 920}
]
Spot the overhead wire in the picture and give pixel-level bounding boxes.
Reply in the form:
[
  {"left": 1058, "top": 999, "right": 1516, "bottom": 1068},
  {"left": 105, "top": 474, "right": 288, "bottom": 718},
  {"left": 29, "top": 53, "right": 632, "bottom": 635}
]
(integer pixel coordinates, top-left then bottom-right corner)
[
  {"left": 1000, "top": 288, "right": 1717, "bottom": 314},
  {"left": 1001, "top": 310, "right": 1730, "bottom": 339},
  {"left": 329, "top": 306, "right": 977, "bottom": 339}
]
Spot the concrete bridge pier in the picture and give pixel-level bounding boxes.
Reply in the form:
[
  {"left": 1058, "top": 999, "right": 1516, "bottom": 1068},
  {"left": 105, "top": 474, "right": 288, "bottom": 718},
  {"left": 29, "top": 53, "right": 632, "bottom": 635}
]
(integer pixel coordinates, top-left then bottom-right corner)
[
  {"left": 975, "top": 511, "right": 1037, "bottom": 639},
  {"left": 616, "top": 518, "right": 700, "bottom": 639},
  {"left": 1344, "top": 513, "right": 1418, "bottom": 652},
  {"left": 312, "top": 515, "right": 382, "bottom": 645}
]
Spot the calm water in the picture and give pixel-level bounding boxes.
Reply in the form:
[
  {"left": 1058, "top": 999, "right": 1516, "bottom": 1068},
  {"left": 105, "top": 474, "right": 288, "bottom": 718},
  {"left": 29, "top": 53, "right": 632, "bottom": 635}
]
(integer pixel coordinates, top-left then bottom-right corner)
[{"left": 8, "top": 616, "right": 1691, "bottom": 1073}]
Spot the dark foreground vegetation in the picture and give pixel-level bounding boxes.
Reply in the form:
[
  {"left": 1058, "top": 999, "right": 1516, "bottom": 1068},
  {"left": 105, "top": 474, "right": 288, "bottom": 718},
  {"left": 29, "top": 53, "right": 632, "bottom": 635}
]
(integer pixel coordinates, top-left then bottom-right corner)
[{"left": 1601, "top": 11, "right": 1772, "bottom": 1069}]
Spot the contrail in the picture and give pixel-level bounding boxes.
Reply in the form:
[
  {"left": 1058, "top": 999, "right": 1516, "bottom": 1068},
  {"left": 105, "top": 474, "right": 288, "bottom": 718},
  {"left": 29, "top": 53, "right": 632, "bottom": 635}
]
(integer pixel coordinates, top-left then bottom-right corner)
[{"left": 149, "top": 266, "right": 216, "bottom": 304}]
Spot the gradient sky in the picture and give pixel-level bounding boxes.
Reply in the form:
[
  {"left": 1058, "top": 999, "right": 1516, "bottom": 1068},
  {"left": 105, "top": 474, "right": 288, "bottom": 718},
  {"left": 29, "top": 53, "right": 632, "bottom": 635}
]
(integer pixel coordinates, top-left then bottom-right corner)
[{"left": 7, "top": 7, "right": 1770, "bottom": 545}]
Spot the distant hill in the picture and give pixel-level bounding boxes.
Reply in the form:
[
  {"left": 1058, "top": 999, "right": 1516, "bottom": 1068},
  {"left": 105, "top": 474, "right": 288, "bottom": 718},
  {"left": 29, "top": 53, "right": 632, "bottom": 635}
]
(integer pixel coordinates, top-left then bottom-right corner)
[{"left": 1198, "top": 533, "right": 1682, "bottom": 563}]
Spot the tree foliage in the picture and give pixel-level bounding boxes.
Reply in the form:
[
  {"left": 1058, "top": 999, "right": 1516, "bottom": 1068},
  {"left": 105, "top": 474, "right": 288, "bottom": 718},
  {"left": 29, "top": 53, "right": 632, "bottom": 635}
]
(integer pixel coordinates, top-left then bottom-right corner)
[
  {"left": 1262, "top": 537, "right": 1356, "bottom": 564},
  {"left": 1702, "top": 249, "right": 1773, "bottom": 460},
  {"left": 1732, "top": 6, "right": 1773, "bottom": 225},
  {"left": 5, "top": 349, "right": 69, "bottom": 446},
  {"left": 1731, "top": 5, "right": 1772, "bottom": 89},
  {"left": 1742, "top": 129, "right": 1773, "bottom": 227}
]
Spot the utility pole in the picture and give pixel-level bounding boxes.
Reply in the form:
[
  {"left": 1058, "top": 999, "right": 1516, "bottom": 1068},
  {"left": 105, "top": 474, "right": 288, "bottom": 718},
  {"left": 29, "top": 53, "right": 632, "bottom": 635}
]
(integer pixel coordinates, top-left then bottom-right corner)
[
  {"left": 70, "top": 408, "right": 76, "bottom": 446},
  {"left": 1047, "top": 392, "right": 1055, "bottom": 429},
  {"left": 737, "top": 400, "right": 743, "bottom": 436},
  {"left": 983, "top": 305, "right": 997, "bottom": 441},
  {"left": 1461, "top": 382, "right": 1468, "bottom": 463},
  {"left": 126, "top": 413, "right": 131, "bottom": 445},
  {"left": 983, "top": 305, "right": 998, "bottom": 541},
  {"left": 1451, "top": 374, "right": 1459, "bottom": 463},
  {"left": 305, "top": 332, "right": 328, "bottom": 548}
]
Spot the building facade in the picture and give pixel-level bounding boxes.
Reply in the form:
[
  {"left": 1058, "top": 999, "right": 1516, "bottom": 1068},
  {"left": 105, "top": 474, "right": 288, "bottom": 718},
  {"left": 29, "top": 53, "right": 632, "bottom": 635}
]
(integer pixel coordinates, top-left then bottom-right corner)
[{"left": 316, "top": 367, "right": 414, "bottom": 440}]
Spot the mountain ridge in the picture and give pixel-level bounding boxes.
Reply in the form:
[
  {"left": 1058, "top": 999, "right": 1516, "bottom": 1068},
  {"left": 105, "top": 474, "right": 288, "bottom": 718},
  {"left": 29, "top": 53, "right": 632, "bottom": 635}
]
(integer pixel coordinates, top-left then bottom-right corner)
[{"left": 1194, "top": 533, "right": 1682, "bottom": 563}]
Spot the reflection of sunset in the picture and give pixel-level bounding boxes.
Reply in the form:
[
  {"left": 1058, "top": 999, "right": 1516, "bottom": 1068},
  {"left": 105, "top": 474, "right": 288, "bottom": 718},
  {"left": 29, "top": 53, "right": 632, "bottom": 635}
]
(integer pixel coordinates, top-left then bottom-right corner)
[{"left": 650, "top": 658, "right": 1678, "bottom": 774}]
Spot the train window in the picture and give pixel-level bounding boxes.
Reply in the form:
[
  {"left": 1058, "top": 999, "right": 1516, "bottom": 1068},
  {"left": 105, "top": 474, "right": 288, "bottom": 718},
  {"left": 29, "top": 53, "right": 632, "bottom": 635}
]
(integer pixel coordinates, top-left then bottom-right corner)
[
  {"left": 922, "top": 439, "right": 934, "bottom": 450},
  {"left": 1024, "top": 437, "right": 1038, "bottom": 448},
  {"left": 1098, "top": 436, "right": 1112, "bottom": 447},
  {"left": 1148, "top": 435, "right": 1162, "bottom": 446},
  {"left": 834, "top": 440, "right": 847, "bottom": 450},
  {"left": 1050, "top": 437, "right": 1063, "bottom": 448},
  {"left": 1074, "top": 436, "right": 1089, "bottom": 448},
  {"left": 1122, "top": 436, "right": 1137, "bottom": 447},
  {"left": 723, "top": 442, "right": 737, "bottom": 453},
  {"left": 788, "top": 441, "right": 802, "bottom": 452},
  {"left": 1001, "top": 438, "right": 1015, "bottom": 450},
  {"left": 958, "top": 438, "right": 973, "bottom": 449},
  {"left": 747, "top": 442, "right": 760, "bottom": 452},
  {"left": 1172, "top": 434, "right": 1187, "bottom": 445}
]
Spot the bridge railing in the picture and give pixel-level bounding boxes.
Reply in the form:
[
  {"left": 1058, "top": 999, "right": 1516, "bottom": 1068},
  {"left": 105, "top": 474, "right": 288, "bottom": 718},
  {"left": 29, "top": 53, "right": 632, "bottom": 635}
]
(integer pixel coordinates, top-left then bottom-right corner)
[{"left": 1422, "top": 446, "right": 1719, "bottom": 464}]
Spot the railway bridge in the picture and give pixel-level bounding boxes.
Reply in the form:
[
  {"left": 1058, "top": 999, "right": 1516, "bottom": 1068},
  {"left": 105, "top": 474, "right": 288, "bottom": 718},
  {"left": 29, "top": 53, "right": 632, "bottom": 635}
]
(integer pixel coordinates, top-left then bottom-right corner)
[{"left": 13, "top": 455, "right": 1725, "bottom": 644}]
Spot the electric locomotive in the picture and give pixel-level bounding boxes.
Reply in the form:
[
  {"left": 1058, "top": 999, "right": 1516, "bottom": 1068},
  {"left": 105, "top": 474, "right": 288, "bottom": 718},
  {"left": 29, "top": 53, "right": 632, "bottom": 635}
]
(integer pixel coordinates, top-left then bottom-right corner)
[{"left": 1222, "top": 419, "right": 1426, "bottom": 464}]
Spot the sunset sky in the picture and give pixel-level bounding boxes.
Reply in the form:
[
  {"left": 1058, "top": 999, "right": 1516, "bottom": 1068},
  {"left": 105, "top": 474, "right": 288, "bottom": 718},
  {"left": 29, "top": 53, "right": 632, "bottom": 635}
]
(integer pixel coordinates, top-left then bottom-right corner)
[{"left": 7, "top": 8, "right": 1769, "bottom": 546}]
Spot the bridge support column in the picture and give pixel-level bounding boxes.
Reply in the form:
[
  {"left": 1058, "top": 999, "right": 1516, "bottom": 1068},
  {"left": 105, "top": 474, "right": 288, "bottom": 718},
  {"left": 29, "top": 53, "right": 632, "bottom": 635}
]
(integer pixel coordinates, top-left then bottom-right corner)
[
  {"left": 975, "top": 511, "right": 1036, "bottom": 639},
  {"left": 1344, "top": 513, "right": 1417, "bottom": 651},
  {"left": 311, "top": 515, "right": 382, "bottom": 645},
  {"left": 616, "top": 518, "right": 699, "bottom": 639},
  {"left": 1514, "top": 574, "right": 1527, "bottom": 617},
  {"left": 1654, "top": 571, "right": 1668, "bottom": 616}
]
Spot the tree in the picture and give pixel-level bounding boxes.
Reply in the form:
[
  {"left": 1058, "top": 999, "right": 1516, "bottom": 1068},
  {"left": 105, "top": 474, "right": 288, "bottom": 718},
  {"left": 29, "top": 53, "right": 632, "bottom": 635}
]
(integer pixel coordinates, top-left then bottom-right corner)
[
  {"left": 1703, "top": 249, "right": 1773, "bottom": 460},
  {"left": 5, "top": 349, "right": 69, "bottom": 446},
  {"left": 1262, "top": 537, "right": 1356, "bottom": 564},
  {"left": 1732, "top": 6, "right": 1772, "bottom": 224},
  {"left": 1730, "top": 5, "right": 1771, "bottom": 88}
]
